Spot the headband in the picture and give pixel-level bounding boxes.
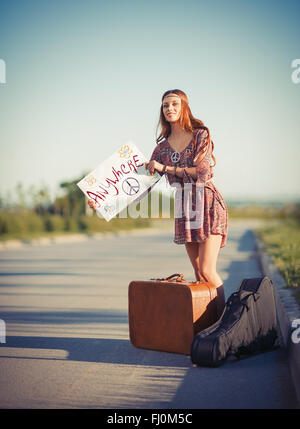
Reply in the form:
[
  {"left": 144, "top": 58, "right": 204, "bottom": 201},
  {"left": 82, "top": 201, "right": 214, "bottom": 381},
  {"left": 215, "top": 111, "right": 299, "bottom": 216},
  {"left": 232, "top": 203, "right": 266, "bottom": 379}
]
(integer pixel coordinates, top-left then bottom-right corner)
[{"left": 163, "top": 93, "right": 181, "bottom": 99}]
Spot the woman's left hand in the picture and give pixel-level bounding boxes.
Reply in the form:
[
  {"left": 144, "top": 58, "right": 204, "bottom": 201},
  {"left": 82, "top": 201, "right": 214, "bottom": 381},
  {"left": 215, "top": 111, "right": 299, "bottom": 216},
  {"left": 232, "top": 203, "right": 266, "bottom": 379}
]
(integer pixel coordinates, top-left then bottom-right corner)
[{"left": 145, "top": 160, "right": 164, "bottom": 175}]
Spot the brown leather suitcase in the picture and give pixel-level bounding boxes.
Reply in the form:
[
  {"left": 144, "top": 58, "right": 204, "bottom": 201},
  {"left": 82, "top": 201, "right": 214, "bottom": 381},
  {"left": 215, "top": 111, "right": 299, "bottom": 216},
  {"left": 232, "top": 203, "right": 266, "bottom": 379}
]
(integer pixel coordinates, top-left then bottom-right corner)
[{"left": 128, "top": 273, "right": 225, "bottom": 355}]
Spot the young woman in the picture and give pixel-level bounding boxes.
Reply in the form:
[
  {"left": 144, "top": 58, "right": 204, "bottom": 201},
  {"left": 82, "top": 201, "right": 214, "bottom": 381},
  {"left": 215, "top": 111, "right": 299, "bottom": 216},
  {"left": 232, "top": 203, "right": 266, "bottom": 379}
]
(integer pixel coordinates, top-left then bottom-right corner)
[
  {"left": 145, "top": 89, "right": 228, "bottom": 305},
  {"left": 88, "top": 89, "right": 228, "bottom": 305}
]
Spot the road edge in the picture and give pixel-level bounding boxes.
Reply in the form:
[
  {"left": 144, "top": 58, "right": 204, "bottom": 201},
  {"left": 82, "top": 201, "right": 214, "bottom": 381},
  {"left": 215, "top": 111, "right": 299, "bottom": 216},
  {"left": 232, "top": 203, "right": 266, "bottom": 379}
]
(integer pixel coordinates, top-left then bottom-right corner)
[{"left": 254, "top": 233, "right": 300, "bottom": 406}]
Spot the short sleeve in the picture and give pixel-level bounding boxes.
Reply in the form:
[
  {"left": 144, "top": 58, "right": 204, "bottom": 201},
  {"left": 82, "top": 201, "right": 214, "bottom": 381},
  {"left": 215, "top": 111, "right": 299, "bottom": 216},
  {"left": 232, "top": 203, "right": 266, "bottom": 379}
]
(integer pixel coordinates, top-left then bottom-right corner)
[{"left": 149, "top": 144, "right": 164, "bottom": 176}]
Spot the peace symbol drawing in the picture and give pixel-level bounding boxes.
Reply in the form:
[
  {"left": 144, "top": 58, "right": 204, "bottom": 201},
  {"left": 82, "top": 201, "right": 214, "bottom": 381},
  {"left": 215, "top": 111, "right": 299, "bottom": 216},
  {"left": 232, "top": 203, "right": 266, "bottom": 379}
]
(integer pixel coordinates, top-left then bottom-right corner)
[
  {"left": 171, "top": 151, "right": 181, "bottom": 163},
  {"left": 122, "top": 177, "right": 140, "bottom": 195}
]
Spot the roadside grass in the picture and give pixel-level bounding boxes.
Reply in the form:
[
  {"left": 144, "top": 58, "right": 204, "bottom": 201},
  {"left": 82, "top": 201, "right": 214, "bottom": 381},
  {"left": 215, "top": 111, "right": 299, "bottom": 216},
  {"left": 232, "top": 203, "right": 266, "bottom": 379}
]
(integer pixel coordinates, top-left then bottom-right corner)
[
  {"left": 0, "top": 192, "right": 169, "bottom": 242},
  {"left": 0, "top": 213, "right": 151, "bottom": 242},
  {"left": 254, "top": 219, "right": 300, "bottom": 305}
]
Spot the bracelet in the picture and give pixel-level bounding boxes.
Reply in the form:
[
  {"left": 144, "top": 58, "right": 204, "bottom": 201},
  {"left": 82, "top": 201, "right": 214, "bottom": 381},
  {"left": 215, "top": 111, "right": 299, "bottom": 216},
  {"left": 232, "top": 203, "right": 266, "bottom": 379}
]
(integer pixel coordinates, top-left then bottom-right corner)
[{"left": 162, "top": 164, "right": 167, "bottom": 173}]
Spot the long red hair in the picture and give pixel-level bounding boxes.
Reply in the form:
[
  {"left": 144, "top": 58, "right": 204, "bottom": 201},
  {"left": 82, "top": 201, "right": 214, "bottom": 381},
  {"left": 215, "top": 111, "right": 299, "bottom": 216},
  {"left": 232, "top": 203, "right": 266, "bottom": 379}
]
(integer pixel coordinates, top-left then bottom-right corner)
[{"left": 156, "top": 89, "right": 216, "bottom": 166}]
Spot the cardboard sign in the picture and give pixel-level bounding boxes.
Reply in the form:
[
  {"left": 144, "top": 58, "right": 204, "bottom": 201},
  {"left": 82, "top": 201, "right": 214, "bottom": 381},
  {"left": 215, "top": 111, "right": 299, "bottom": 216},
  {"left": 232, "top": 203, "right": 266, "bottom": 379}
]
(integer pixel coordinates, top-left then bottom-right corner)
[{"left": 77, "top": 142, "right": 161, "bottom": 221}]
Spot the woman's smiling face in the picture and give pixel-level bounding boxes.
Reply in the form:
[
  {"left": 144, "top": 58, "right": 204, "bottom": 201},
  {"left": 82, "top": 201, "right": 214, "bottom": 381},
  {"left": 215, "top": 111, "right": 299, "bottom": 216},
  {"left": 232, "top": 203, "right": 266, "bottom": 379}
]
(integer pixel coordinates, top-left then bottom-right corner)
[{"left": 162, "top": 94, "right": 182, "bottom": 123}]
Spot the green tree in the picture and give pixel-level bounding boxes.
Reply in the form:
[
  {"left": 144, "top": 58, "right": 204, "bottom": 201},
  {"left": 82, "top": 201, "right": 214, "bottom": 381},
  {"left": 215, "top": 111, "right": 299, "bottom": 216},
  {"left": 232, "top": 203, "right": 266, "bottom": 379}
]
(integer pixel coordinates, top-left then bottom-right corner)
[{"left": 58, "top": 174, "right": 87, "bottom": 217}]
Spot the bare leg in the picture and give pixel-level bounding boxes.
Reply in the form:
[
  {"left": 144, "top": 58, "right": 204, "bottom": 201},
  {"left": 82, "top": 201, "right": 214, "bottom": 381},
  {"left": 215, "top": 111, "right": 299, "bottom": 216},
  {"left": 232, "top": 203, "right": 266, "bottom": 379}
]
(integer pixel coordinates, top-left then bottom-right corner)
[
  {"left": 186, "top": 236, "right": 225, "bottom": 317},
  {"left": 199, "top": 234, "right": 225, "bottom": 316},
  {"left": 198, "top": 234, "right": 223, "bottom": 288},
  {"left": 185, "top": 242, "right": 201, "bottom": 281},
  {"left": 185, "top": 235, "right": 224, "bottom": 287}
]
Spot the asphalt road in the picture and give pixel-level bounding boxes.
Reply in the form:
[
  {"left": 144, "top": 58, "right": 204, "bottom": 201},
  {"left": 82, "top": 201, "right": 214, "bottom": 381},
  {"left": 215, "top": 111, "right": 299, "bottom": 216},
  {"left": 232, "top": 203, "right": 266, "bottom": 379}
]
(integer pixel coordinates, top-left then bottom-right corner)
[{"left": 0, "top": 219, "right": 298, "bottom": 409}]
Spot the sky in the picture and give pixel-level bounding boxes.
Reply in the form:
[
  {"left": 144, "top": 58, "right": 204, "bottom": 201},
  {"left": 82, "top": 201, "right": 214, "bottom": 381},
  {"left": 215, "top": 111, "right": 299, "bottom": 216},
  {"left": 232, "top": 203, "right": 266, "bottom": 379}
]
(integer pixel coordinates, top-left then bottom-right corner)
[{"left": 0, "top": 0, "right": 299, "bottom": 204}]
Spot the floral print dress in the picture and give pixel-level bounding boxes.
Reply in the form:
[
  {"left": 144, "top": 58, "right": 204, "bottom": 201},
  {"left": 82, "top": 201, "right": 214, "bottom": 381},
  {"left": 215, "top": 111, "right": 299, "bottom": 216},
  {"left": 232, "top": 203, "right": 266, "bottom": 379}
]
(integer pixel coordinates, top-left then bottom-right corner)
[{"left": 150, "top": 128, "right": 228, "bottom": 248}]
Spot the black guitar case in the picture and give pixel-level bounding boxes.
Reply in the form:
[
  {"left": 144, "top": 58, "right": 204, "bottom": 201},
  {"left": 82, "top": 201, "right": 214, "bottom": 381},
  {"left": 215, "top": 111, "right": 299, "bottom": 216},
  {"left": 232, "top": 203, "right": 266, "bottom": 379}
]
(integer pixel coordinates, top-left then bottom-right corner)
[{"left": 190, "top": 277, "right": 278, "bottom": 367}]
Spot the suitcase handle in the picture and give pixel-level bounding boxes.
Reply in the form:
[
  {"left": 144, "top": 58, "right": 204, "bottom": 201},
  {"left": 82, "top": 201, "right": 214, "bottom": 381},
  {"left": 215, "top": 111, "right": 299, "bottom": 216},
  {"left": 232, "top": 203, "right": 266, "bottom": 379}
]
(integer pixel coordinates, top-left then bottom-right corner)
[
  {"left": 150, "top": 273, "right": 187, "bottom": 283},
  {"left": 166, "top": 273, "right": 186, "bottom": 282}
]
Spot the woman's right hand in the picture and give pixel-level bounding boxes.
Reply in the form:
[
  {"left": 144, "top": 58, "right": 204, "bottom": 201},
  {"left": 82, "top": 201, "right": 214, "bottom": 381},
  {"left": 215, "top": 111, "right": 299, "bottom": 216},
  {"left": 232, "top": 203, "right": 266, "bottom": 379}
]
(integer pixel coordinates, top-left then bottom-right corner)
[
  {"left": 88, "top": 199, "right": 97, "bottom": 210},
  {"left": 145, "top": 160, "right": 164, "bottom": 175}
]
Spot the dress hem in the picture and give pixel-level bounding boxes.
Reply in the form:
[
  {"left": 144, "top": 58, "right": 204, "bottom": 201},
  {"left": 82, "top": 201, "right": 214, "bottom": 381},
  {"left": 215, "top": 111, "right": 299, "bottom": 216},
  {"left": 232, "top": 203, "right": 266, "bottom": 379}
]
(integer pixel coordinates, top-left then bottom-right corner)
[{"left": 173, "top": 232, "right": 227, "bottom": 248}]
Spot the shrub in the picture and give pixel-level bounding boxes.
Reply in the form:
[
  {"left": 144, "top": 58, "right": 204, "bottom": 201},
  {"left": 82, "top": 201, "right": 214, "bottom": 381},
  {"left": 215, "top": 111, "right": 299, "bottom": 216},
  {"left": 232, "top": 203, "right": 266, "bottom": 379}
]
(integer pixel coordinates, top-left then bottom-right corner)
[
  {"left": 64, "top": 217, "right": 79, "bottom": 232},
  {"left": 43, "top": 215, "right": 65, "bottom": 232}
]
